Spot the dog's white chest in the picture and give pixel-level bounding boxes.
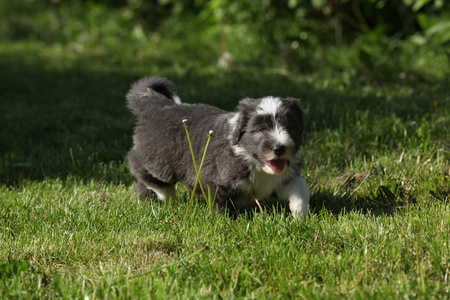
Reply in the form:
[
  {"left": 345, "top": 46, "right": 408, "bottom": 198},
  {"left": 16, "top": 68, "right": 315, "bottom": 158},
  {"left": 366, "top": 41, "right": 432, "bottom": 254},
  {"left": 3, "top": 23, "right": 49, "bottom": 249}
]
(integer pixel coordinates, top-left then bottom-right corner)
[{"left": 251, "top": 170, "right": 291, "bottom": 199}]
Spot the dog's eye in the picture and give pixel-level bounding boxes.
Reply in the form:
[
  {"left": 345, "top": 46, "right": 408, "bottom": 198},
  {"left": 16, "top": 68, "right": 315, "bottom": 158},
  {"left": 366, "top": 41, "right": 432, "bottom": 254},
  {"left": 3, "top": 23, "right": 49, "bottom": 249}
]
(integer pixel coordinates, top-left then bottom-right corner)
[{"left": 254, "top": 127, "right": 266, "bottom": 133}]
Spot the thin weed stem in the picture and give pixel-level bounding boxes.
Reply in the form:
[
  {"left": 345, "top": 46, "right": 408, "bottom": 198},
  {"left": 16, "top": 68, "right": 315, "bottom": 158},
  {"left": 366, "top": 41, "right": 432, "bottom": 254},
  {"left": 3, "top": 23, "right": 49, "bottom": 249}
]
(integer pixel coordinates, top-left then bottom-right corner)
[
  {"left": 182, "top": 120, "right": 207, "bottom": 199},
  {"left": 183, "top": 120, "right": 215, "bottom": 220}
]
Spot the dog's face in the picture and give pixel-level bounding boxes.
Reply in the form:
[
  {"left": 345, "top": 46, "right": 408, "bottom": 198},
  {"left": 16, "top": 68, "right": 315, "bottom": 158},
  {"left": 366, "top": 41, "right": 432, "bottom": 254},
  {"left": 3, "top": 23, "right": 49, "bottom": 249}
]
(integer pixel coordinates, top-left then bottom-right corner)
[{"left": 230, "top": 96, "right": 304, "bottom": 175}]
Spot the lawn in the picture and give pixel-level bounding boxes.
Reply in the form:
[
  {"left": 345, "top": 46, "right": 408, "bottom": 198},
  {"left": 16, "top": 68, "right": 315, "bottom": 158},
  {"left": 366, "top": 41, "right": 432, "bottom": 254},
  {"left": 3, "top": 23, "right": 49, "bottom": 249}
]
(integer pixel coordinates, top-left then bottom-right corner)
[{"left": 1, "top": 35, "right": 449, "bottom": 298}]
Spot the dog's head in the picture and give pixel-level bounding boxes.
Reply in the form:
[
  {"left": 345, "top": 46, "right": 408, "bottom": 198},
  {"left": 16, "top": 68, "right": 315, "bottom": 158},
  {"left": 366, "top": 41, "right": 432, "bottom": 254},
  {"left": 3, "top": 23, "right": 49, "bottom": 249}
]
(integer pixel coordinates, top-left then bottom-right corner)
[{"left": 229, "top": 96, "right": 304, "bottom": 175}]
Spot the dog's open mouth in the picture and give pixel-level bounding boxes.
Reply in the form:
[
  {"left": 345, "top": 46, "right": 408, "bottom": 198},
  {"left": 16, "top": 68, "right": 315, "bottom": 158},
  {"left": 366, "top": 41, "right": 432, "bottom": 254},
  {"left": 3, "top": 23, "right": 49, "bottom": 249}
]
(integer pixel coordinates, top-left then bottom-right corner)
[{"left": 268, "top": 159, "right": 286, "bottom": 174}]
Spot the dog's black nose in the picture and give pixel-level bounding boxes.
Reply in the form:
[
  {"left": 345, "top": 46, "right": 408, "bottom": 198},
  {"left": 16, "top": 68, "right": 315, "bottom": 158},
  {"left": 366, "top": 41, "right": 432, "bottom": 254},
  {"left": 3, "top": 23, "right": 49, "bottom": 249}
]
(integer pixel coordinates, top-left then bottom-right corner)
[{"left": 273, "top": 145, "right": 286, "bottom": 156}]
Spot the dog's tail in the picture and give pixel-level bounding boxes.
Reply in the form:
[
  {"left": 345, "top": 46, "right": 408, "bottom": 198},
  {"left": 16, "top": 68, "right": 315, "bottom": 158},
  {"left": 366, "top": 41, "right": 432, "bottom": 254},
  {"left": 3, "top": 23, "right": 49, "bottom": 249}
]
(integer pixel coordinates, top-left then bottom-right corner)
[{"left": 126, "top": 76, "right": 181, "bottom": 116}]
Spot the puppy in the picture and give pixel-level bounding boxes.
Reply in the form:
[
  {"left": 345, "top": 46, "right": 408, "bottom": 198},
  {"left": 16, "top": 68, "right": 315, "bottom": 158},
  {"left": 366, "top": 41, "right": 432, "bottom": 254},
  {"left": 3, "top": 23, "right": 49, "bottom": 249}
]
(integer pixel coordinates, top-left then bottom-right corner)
[{"left": 127, "top": 76, "right": 310, "bottom": 218}]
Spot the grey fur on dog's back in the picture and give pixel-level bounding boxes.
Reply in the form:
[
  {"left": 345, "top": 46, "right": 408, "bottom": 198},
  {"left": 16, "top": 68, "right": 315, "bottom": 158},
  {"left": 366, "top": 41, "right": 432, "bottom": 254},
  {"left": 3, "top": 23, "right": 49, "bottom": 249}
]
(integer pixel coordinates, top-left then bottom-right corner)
[{"left": 127, "top": 76, "right": 310, "bottom": 218}]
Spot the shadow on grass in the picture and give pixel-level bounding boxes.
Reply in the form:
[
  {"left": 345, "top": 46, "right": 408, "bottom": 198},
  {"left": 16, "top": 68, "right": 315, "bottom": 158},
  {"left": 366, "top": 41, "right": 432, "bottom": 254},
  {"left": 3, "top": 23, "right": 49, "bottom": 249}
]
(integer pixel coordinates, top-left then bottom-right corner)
[
  {"left": 229, "top": 185, "right": 408, "bottom": 218},
  {"left": 244, "top": 189, "right": 408, "bottom": 218},
  {"left": 309, "top": 190, "right": 401, "bottom": 217}
]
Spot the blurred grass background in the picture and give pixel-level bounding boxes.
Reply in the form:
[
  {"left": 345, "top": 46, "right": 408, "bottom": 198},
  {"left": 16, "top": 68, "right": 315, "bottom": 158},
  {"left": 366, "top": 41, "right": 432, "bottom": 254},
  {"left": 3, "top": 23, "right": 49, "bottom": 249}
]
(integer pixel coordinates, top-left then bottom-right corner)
[{"left": 1, "top": 0, "right": 449, "bottom": 76}]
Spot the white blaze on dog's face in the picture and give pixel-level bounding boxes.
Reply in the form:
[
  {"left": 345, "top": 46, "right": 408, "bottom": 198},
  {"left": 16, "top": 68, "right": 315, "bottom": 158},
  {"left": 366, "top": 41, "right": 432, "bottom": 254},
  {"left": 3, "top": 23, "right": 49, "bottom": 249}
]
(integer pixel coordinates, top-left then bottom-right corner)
[{"left": 230, "top": 96, "right": 304, "bottom": 175}]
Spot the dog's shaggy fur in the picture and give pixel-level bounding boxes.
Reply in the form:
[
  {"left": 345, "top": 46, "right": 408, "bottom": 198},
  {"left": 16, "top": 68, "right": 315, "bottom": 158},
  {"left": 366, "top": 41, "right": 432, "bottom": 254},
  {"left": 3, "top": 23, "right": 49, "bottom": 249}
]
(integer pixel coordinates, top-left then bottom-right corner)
[{"left": 127, "top": 76, "right": 310, "bottom": 218}]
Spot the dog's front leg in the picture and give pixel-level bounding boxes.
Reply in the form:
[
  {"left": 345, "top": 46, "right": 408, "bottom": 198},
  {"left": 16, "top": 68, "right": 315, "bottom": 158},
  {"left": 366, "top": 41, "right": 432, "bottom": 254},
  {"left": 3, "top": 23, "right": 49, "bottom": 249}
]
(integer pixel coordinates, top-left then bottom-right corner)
[
  {"left": 210, "top": 186, "right": 241, "bottom": 218},
  {"left": 277, "top": 175, "right": 310, "bottom": 219}
]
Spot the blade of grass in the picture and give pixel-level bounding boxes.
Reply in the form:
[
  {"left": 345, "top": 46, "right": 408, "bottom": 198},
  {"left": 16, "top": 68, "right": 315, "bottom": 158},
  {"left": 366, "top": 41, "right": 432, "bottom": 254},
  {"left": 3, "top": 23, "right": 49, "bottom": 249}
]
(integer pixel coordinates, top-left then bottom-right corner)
[{"left": 112, "top": 245, "right": 209, "bottom": 285}]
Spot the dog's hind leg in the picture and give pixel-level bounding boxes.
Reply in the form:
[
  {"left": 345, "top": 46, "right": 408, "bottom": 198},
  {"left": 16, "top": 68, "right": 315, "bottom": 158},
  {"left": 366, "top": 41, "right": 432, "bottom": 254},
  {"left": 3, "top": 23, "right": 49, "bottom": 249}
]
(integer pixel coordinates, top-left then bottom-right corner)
[
  {"left": 149, "top": 185, "right": 176, "bottom": 202},
  {"left": 133, "top": 180, "right": 157, "bottom": 200},
  {"left": 128, "top": 150, "right": 176, "bottom": 201},
  {"left": 133, "top": 173, "right": 176, "bottom": 201}
]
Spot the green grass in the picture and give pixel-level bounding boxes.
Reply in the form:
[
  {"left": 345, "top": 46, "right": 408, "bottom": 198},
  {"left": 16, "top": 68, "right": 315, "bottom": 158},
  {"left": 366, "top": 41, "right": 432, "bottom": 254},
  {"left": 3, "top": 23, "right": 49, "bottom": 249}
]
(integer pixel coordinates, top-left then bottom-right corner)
[{"left": 1, "top": 38, "right": 449, "bottom": 299}]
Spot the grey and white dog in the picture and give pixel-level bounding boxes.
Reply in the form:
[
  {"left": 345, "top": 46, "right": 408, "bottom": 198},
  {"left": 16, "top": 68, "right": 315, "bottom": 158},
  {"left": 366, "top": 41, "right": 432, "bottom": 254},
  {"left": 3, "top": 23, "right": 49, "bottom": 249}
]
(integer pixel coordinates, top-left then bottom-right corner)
[{"left": 127, "top": 76, "right": 310, "bottom": 218}]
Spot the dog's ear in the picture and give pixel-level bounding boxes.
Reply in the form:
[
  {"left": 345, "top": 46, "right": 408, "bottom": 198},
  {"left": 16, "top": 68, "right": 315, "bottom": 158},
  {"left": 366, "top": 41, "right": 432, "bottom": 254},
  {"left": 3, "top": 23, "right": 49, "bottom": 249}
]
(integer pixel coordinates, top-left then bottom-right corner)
[
  {"left": 284, "top": 97, "right": 303, "bottom": 120},
  {"left": 284, "top": 97, "right": 304, "bottom": 140},
  {"left": 231, "top": 114, "right": 246, "bottom": 145},
  {"left": 230, "top": 98, "right": 257, "bottom": 145}
]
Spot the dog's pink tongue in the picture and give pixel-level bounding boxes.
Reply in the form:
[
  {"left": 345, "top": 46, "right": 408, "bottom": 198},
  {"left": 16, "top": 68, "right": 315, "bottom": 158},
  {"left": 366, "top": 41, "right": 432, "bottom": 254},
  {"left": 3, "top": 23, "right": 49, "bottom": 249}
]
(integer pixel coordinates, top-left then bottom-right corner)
[{"left": 269, "top": 159, "right": 286, "bottom": 173}]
